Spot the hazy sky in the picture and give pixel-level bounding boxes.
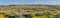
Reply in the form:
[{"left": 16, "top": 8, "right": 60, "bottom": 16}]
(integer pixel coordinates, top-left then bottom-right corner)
[{"left": 0, "top": 0, "right": 60, "bottom": 5}]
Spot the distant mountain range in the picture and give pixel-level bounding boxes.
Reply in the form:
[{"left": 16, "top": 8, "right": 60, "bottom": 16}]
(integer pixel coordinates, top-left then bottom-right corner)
[{"left": 0, "top": 4, "right": 60, "bottom": 6}]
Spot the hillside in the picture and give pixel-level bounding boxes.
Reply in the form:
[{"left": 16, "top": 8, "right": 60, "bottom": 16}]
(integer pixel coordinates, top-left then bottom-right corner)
[{"left": 0, "top": 5, "right": 60, "bottom": 18}]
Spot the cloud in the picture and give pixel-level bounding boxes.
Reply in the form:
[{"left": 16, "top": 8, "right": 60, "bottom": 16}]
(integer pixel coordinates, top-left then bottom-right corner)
[
  {"left": 0, "top": 0, "right": 60, "bottom": 5},
  {"left": 0, "top": 1, "right": 8, "bottom": 5},
  {"left": 40, "top": 0, "right": 60, "bottom": 5},
  {"left": 0, "top": 2, "right": 8, "bottom": 5}
]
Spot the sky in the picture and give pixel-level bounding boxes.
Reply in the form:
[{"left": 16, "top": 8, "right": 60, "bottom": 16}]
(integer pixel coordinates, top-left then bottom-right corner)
[{"left": 0, "top": 0, "right": 60, "bottom": 5}]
